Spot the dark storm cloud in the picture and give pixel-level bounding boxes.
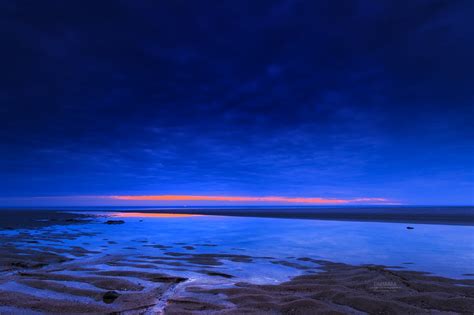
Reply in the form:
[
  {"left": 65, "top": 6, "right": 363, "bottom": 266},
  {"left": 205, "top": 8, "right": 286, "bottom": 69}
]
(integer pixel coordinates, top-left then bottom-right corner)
[{"left": 0, "top": 0, "right": 473, "bottom": 204}]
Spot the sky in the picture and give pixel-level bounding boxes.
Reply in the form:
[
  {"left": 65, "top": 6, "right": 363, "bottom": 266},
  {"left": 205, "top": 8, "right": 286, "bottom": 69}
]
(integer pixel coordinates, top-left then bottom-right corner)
[{"left": 0, "top": 0, "right": 473, "bottom": 206}]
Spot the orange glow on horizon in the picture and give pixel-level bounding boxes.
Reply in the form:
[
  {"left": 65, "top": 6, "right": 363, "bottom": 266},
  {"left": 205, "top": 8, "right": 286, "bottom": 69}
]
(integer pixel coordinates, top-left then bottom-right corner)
[
  {"left": 111, "top": 212, "right": 200, "bottom": 218},
  {"left": 109, "top": 195, "right": 389, "bottom": 204}
]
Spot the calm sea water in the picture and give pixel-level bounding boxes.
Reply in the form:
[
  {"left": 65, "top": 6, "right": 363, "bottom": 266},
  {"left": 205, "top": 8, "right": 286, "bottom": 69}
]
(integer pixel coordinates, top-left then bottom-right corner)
[{"left": 4, "top": 211, "right": 472, "bottom": 283}]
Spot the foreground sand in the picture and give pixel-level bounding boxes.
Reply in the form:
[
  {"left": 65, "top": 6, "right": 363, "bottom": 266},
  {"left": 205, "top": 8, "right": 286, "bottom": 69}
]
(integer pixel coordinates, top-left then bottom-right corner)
[
  {"left": 165, "top": 260, "right": 474, "bottom": 314},
  {"left": 0, "top": 212, "right": 473, "bottom": 314},
  {"left": 0, "top": 248, "right": 473, "bottom": 314}
]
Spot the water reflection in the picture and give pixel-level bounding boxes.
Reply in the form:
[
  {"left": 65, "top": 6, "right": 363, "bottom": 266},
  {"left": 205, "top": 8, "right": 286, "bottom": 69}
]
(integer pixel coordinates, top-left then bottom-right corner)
[{"left": 111, "top": 212, "right": 201, "bottom": 218}]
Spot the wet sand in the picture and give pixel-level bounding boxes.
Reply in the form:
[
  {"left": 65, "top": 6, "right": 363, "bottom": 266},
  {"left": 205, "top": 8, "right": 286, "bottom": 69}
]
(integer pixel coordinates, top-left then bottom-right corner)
[
  {"left": 0, "top": 210, "right": 92, "bottom": 230},
  {"left": 1, "top": 245, "right": 473, "bottom": 314},
  {"left": 166, "top": 260, "right": 474, "bottom": 314}
]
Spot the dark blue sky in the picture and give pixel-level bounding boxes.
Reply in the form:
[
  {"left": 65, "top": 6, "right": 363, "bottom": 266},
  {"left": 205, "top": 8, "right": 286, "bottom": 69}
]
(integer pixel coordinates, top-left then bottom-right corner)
[{"left": 1, "top": 0, "right": 473, "bottom": 206}]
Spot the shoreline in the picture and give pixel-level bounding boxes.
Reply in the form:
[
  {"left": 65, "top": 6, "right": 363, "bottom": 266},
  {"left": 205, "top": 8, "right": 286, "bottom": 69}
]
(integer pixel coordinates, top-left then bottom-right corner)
[
  {"left": 1, "top": 206, "right": 473, "bottom": 226},
  {"left": 0, "top": 210, "right": 92, "bottom": 230},
  {"left": 110, "top": 207, "right": 474, "bottom": 226}
]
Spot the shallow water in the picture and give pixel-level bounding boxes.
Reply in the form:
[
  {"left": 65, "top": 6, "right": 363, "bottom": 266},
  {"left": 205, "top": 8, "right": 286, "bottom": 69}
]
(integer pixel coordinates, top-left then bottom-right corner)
[{"left": 2, "top": 212, "right": 474, "bottom": 283}]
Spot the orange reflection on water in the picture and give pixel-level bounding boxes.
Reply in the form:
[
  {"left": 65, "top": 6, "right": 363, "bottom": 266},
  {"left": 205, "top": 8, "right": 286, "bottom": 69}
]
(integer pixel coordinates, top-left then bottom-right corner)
[{"left": 112, "top": 212, "right": 201, "bottom": 218}]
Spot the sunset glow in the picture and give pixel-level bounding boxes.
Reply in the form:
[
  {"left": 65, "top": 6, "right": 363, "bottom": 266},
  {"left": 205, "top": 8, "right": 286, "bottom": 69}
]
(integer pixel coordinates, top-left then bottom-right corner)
[{"left": 110, "top": 195, "right": 389, "bottom": 204}]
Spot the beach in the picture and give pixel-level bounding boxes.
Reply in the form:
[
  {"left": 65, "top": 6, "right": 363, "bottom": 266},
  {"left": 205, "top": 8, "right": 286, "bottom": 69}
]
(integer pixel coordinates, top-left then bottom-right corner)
[{"left": 0, "top": 209, "right": 473, "bottom": 314}]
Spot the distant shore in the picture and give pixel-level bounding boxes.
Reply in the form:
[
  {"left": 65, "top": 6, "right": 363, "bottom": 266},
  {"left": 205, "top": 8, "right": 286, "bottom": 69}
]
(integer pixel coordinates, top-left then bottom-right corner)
[
  {"left": 107, "top": 206, "right": 474, "bottom": 226},
  {"left": 1, "top": 206, "right": 473, "bottom": 226}
]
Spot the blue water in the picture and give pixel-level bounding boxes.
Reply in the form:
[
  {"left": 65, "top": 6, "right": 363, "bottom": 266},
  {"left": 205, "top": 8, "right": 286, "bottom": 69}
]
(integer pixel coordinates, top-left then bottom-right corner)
[{"left": 3, "top": 212, "right": 469, "bottom": 282}]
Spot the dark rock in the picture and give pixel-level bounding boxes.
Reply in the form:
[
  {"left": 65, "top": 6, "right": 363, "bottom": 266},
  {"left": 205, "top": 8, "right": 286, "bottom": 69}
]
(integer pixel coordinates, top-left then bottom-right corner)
[
  {"left": 151, "top": 275, "right": 187, "bottom": 283},
  {"left": 164, "top": 252, "right": 188, "bottom": 257},
  {"left": 103, "top": 291, "right": 120, "bottom": 304},
  {"left": 105, "top": 220, "right": 125, "bottom": 225},
  {"left": 11, "top": 262, "right": 29, "bottom": 268},
  {"left": 145, "top": 244, "right": 172, "bottom": 249},
  {"left": 204, "top": 271, "right": 234, "bottom": 278},
  {"left": 406, "top": 226, "right": 415, "bottom": 230}
]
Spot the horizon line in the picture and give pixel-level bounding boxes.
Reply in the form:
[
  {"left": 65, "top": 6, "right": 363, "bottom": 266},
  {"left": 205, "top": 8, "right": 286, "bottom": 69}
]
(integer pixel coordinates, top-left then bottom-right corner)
[{"left": 109, "top": 195, "right": 392, "bottom": 204}]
